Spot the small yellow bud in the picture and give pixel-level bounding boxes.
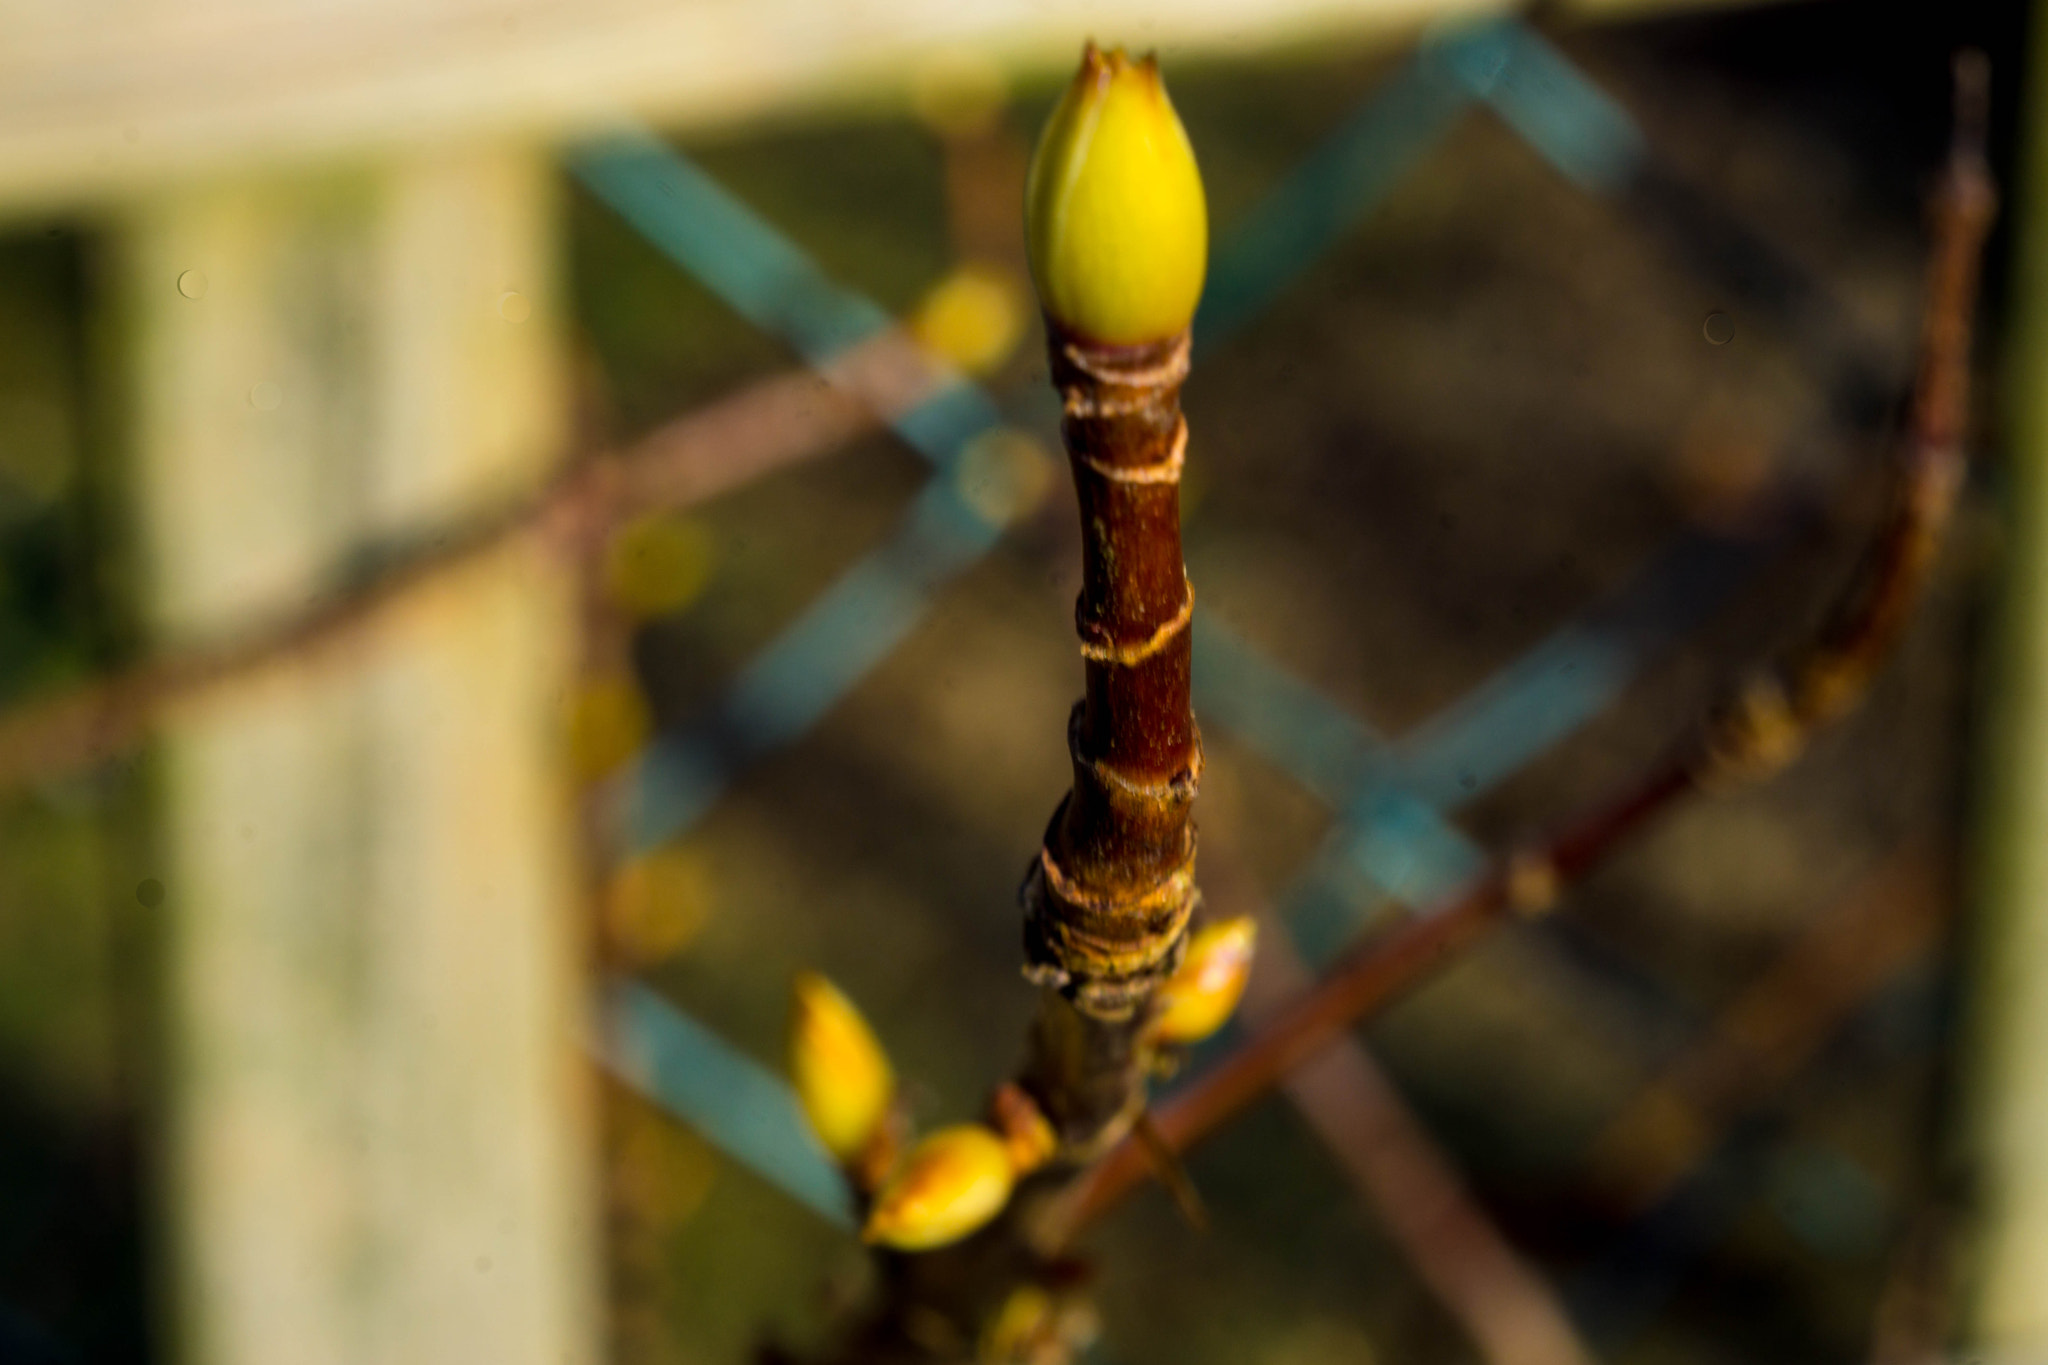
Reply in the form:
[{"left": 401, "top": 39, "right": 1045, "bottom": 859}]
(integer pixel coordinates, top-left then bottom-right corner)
[
  {"left": 1025, "top": 44, "right": 1208, "bottom": 345},
  {"left": 862, "top": 1124, "right": 1015, "bottom": 1251},
  {"left": 1148, "top": 917, "right": 1258, "bottom": 1047},
  {"left": 789, "top": 973, "right": 896, "bottom": 1166}
]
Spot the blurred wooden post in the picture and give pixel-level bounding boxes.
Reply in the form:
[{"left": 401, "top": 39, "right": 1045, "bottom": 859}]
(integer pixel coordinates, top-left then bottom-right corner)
[
  {"left": 119, "top": 148, "right": 598, "bottom": 1365},
  {"left": 1968, "top": 4, "right": 2048, "bottom": 1354}
]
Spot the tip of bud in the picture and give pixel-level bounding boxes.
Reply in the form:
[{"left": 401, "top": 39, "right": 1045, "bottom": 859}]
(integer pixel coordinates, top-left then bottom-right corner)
[
  {"left": 861, "top": 1124, "right": 1016, "bottom": 1251},
  {"left": 1025, "top": 43, "right": 1207, "bottom": 345},
  {"left": 1148, "top": 917, "right": 1258, "bottom": 1047},
  {"left": 789, "top": 972, "right": 896, "bottom": 1166}
]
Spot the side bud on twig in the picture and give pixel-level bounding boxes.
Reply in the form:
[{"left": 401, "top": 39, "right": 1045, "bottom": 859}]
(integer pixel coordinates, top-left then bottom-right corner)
[
  {"left": 1025, "top": 43, "right": 1208, "bottom": 345},
  {"left": 863, "top": 1124, "right": 1016, "bottom": 1251},
  {"left": 1146, "top": 916, "right": 1257, "bottom": 1047},
  {"left": 789, "top": 973, "right": 897, "bottom": 1175}
]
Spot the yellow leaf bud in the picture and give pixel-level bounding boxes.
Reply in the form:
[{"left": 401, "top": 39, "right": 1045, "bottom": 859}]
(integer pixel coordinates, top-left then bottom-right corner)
[
  {"left": 1025, "top": 44, "right": 1208, "bottom": 346},
  {"left": 789, "top": 972, "right": 895, "bottom": 1166},
  {"left": 862, "top": 1124, "right": 1015, "bottom": 1251},
  {"left": 1148, "top": 917, "right": 1258, "bottom": 1047}
]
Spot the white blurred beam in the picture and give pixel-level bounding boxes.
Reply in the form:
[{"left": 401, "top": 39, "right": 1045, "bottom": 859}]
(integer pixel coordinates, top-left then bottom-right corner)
[
  {"left": 120, "top": 146, "right": 599, "bottom": 1365},
  {"left": 0, "top": 0, "right": 1789, "bottom": 218}
]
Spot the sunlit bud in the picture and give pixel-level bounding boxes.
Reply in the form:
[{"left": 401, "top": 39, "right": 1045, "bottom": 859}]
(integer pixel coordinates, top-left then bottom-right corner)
[
  {"left": 862, "top": 1124, "right": 1015, "bottom": 1251},
  {"left": 988, "top": 1082, "right": 1059, "bottom": 1174},
  {"left": 1025, "top": 44, "right": 1208, "bottom": 345},
  {"left": 789, "top": 973, "right": 896, "bottom": 1166},
  {"left": 1148, "top": 917, "right": 1258, "bottom": 1047}
]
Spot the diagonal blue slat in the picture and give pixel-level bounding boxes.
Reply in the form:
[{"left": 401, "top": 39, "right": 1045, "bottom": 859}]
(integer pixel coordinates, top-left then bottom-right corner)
[
  {"left": 1196, "top": 528, "right": 1771, "bottom": 962},
  {"left": 612, "top": 471, "right": 1005, "bottom": 851},
  {"left": 571, "top": 133, "right": 894, "bottom": 364},
  {"left": 1194, "top": 39, "right": 1474, "bottom": 345},
  {"left": 1387, "top": 529, "right": 1764, "bottom": 812},
  {"left": 570, "top": 138, "right": 1008, "bottom": 475},
  {"left": 1196, "top": 17, "right": 1642, "bottom": 343},
  {"left": 1190, "top": 615, "right": 1386, "bottom": 805},
  {"left": 1446, "top": 21, "right": 1645, "bottom": 192},
  {"left": 601, "top": 979, "right": 856, "bottom": 1228}
]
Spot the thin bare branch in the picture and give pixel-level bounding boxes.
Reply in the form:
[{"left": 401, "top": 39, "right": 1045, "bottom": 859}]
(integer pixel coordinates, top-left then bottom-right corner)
[
  {"left": 0, "top": 326, "right": 952, "bottom": 799},
  {"left": 1205, "top": 844, "right": 1597, "bottom": 1365}
]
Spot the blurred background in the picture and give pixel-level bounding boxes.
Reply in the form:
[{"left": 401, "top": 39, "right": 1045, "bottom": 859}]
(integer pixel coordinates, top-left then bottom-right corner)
[{"left": 0, "top": 1, "right": 2040, "bottom": 1363}]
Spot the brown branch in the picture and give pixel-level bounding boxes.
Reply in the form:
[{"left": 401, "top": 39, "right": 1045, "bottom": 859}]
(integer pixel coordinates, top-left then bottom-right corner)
[
  {"left": 0, "top": 325, "right": 954, "bottom": 800},
  {"left": 1070, "top": 54, "right": 1996, "bottom": 1231},
  {"left": 1205, "top": 844, "right": 1596, "bottom": 1365},
  {"left": 1017, "top": 323, "right": 1203, "bottom": 1152},
  {"left": 1070, "top": 758, "right": 1689, "bottom": 1227}
]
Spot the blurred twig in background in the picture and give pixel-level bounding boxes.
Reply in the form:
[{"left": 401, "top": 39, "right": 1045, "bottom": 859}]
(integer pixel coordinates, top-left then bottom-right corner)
[
  {"left": 0, "top": 324, "right": 953, "bottom": 799},
  {"left": 1204, "top": 841, "right": 1598, "bottom": 1365}
]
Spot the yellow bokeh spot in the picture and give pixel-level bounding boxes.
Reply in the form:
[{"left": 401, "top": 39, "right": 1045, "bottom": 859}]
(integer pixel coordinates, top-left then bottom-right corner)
[
  {"left": 611, "top": 1096, "right": 717, "bottom": 1229},
  {"left": 955, "top": 427, "right": 1055, "bottom": 526},
  {"left": 604, "top": 513, "right": 715, "bottom": 620},
  {"left": 1025, "top": 45, "right": 1208, "bottom": 345},
  {"left": 567, "top": 674, "right": 651, "bottom": 781},
  {"left": 606, "top": 847, "right": 713, "bottom": 967},
  {"left": 911, "top": 266, "right": 1028, "bottom": 376}
]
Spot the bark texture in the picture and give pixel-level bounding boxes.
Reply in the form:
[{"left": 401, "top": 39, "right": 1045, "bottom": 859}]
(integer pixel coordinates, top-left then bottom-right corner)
[{"left": 1018, "top": 323, "right": 1202, "bottom": 1152}]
